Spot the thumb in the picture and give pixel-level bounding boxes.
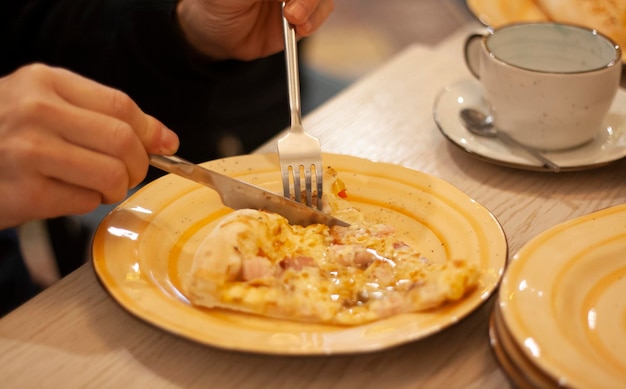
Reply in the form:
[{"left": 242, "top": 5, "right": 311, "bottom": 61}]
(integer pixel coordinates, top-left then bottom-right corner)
[{"left": 140, "top": 114, "right": 180, "bottom": 155}]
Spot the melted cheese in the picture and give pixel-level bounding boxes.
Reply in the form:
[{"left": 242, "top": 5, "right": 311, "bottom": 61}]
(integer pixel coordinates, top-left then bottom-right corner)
[{"left": 184, "top": 181, "right": 480, "bottom": 326}]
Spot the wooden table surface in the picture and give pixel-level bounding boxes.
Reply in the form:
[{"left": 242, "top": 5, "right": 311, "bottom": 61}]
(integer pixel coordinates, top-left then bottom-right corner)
[{"left": 2, "top": 25, "right": 626, "bottom": 389}]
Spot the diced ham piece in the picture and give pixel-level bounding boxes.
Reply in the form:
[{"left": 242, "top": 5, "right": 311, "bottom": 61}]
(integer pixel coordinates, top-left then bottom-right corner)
[
  {"left": 279, "top": 256, "right": 316, "bottom": 271},
  {"left": 241, "top": 256, "right": 274, "bottom": 281},
  {"left": 328, "top": 245, "right": 376, "bottom": 268},
  {"left": 372, "top": 224, "right": 395, "bottom": 236},
  {"left": 329, "top": 226, "right": 350, "bottom": 243},
  {"left": 393, "top": 241, "right": 409, "bottom": 249},
  {"left": 369, "top": 262, "right": 395, "bottom": 284}
]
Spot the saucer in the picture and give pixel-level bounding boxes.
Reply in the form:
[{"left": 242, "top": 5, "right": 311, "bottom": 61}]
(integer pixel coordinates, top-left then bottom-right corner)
[{"left": 433, "top": 79, "right": 626, "bottom": 172}]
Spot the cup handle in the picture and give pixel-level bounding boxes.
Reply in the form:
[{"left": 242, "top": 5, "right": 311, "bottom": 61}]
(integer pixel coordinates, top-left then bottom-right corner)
[{"left": 464, "top": 33, "right": 483, "bottom": 79}]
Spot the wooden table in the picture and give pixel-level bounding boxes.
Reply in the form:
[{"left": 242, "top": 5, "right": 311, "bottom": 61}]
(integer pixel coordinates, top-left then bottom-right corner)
[{"left": 2, "top": 26, "right": 626, "bottom": 389}]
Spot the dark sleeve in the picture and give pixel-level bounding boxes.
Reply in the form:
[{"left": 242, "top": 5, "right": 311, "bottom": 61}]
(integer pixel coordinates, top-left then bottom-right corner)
[{"left": 0, "top": 0, "right": 289, "bottom": 176}]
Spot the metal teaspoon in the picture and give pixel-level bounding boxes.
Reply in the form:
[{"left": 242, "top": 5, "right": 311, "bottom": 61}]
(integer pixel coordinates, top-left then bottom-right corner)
[{"left": 460, "top": 108, "right": 561, "bottom": 173}]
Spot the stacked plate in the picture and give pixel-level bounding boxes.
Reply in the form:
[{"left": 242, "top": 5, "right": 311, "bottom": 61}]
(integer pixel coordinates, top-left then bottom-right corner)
[{"left": 490, "top": 205, "right": 626, "bottom": 388}]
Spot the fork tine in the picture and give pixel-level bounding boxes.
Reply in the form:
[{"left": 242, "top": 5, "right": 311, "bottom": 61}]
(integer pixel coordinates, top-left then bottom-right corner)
[
  {"left": 292, "top": 166, "right": 302, "bottom": 204},
  {"left": 281, "top": 168, "right": 290, "bottom": 199},
  {"left": 280, "top": 162, "right": 324, "bottom": 207},
  {"left": 279, "top": 159, "right": 323, "bottom": 208},
  {"left": 304, "top": 165, "right": 313, "bottom": 207},
  {"left": 315, "top": 164, "right": 323, "bottom": 210}
]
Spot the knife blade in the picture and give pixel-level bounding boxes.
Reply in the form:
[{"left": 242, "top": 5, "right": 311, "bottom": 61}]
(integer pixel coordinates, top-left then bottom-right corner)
[{"left": 149, "top": 155, "right": 349, "bottom": 227}]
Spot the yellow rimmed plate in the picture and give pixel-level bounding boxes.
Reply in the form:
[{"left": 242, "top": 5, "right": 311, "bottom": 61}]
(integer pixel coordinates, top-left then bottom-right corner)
[
  {"left": 92, "top": 153, "right": 507, "bottom": 355},
  {"left": 489, "top": 302, "right": 561, "bottom": 389},
  {"left": 499, "top": 204, "right": 626, "bottom": 388}
]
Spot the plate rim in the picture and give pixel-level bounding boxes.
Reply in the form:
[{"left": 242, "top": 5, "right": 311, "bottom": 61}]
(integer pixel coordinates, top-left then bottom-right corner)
[
  {"left": 488, "top": 301, "right": 560, "bottom": 389},
  {"left": 92, "top": 153, "right": 508, "bottom": 355},
  {"left": 498, "top": 203, "right": 626, "bottom": 387}
]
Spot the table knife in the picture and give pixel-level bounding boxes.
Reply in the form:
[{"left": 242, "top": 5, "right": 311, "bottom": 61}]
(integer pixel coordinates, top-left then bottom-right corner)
[{"left": 149, "top": 155, "right": 349, "bottom": 227}]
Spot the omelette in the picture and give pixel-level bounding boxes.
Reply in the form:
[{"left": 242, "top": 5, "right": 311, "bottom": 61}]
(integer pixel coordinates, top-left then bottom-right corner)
[{"left": 183, "top": 176, "right": 480, "bottom": 326}]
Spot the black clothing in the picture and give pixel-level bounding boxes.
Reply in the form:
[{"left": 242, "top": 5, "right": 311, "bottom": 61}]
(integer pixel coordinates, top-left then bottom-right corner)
[
  {"left": 0, "top": 229, "right": 40, "bottom": 316},
  {"left": 0, "top": 218, "right": 92, "bottom": 316},
  {"left": 1, "top": 0, "right": 289, "bottom": 181},
  {"left": 0, "top": 0, "right": 291, "bottom": 313}
]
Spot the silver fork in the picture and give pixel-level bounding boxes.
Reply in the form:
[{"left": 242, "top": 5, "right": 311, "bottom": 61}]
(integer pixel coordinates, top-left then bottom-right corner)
[{"left": 277, "top": 3, "right": 323, "bottom": 210}]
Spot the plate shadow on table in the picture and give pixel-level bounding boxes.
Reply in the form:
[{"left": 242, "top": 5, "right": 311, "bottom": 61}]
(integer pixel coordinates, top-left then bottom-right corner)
[
  {"left": 442, "top": 141, "right": 626, "bottom": 253},
  {"left": 13, "top": 264, "right": 505, "bottom": 388},
  {"left": 443, "top": 140, "right": 626, "bottom": 200},
  {"left": 121, "top": 298, "right": 501, "bottom": 388}
]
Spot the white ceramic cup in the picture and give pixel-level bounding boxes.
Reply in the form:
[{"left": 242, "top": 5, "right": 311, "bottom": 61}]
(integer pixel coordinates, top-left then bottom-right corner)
[{"left": 464, "top": 22, "right": 622, "bottom": 151}]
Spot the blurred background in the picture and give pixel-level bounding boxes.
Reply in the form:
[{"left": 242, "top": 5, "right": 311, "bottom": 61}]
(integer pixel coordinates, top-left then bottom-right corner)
[
  {"left": 67, "top": 0, "right": 478, "bottom": 247},
  {"left": 299, "top": 0, "right": 474, "bottom": 114},
  {"left": 70, "top": 0, "right": 476, "bottom": 239},
  {"left": 77, "top": 0, "right": 477, "bottom": 230}
]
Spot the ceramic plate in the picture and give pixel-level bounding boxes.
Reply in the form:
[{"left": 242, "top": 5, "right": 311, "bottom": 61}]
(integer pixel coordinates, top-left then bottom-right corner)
[
  {"left": 488, "top": 311, "right": 534, "bottom": 389},
  {"left": 489, "top": 304, "right": 560, "bottom": 389},
  {"left": 433, "top": 79, "right": 626, "bottom": 172},
  {"left": 92, "top": 153, "right": 507, "bottom": 355},
  {"left": 499, "top": 204, "right": 626, "bottom": 388},
  {"left": 466, "top": 0, "right": 626, "bottom": 62}
]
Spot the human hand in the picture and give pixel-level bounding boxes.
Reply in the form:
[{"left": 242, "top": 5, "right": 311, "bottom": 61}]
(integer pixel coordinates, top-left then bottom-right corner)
[
  {"left": 0, "top": 64, "right": 180, "bottom": 229},
  {"left": 176, "top": 0, "right": 334, "bottom": 60}
]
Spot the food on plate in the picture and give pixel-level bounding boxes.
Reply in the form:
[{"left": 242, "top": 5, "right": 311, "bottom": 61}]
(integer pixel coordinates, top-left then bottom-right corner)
[
  {"left": 467, "top": 0, "right": 548, "bottom": 26},
  {"left": 183, "top": 171, "right": 480, "bottom": 326},
  {"left": 469, "top": 0, "right": 626, "bottom": 59},
  {"left": 533, "top": 0, "right": 626, "bottom": 52}
]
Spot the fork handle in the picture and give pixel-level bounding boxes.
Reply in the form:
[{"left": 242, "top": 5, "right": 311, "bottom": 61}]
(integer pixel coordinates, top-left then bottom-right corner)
[{"left": 281, "top": 4, "right": 303, "bottom": 129}]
